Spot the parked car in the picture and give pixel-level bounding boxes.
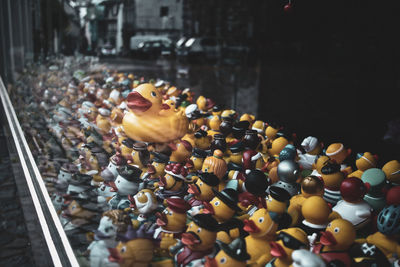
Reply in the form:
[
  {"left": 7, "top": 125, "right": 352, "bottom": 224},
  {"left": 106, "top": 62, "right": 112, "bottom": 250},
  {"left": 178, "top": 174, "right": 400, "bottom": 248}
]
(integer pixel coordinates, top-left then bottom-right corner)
[
  {"left": 130, "top": 35, "right": 172, "bottom": 57},
  {"left": 98, "top": 43, "right": 116, "bottom": 57},
  {"left": 137, "top": 40, "right": 174, "bottom": 59},
  {"left": 176, "top": 37, "right": 221, "bottom": 63}
]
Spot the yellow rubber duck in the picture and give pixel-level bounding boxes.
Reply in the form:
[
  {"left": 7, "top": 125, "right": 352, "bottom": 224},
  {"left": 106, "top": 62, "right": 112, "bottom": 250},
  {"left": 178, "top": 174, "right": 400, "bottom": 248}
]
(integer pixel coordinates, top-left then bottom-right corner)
[
  {"left": 204, "top": 238, "right": 250, "bottom": 267},
  {"left": 243, "top": 208, "right": 279, "bottom": 267},
  {"left": 348, "top": 152, "right": 378, "bottom": 179},
  {"left": 122, "top": 83, "right": 189, "bottom": 143},
  {"left": 382, "top": 160, "right": 400, "bottom": 185}
]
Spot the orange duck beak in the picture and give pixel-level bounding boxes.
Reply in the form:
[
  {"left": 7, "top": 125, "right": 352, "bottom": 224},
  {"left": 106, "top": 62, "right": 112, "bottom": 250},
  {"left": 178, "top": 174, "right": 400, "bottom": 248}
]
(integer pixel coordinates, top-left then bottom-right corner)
[
  {"left": 127, "top": 91, "right": 152, "bottom": 112},
  {"left": 243, "top": 219, "right": 260, "bottom": 233},
  {"left": 270, "top": 241, "right": 287, "bottom": 258},
  {"left": 320, "top": 231, "right": 337, "bottom": 246}
]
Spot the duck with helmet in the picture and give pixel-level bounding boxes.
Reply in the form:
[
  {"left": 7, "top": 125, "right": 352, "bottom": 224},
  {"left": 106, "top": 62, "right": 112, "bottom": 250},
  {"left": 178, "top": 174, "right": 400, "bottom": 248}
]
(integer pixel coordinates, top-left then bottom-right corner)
[
  {"left": 170, "top": 213, "right": 220, "bottom": 267},
  {"left": 155, "top": 163, "right": 188, "bottom": 201},
  {"left": 203, "top": 237, "right": 250, "bottom": 267},
  {"left": 108, "top": 165, "right": 143, "bottom": 210},
  {"left": 269, "top": 159, "right": 301, "bottom": 198},
  {"left": 267, "top": 227, "right": 309, "bottom": 267},
  {"left": 361, "top": 205, "right": 400, "bottom": 260}
]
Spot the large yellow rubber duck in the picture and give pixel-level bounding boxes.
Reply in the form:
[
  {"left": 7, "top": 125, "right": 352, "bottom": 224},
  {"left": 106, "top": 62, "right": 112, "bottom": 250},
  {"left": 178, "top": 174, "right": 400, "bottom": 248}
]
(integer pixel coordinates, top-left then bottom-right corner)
[{"left": 122, "top": 83, "right": 189, "bottom": 143}]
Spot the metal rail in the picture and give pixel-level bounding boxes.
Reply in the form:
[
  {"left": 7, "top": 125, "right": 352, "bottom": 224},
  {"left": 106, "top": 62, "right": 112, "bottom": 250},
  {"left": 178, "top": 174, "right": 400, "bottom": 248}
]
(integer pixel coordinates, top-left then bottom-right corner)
[{"left": 0, "top": 77, "right": 79, "bottom": 267}]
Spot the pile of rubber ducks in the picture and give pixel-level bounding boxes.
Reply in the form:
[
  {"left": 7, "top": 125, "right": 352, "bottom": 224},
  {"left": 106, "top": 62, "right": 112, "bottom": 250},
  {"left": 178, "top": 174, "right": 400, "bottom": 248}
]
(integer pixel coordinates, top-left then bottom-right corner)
[{"left": 12, "top": 62, "right": 400, "bottom": 267}]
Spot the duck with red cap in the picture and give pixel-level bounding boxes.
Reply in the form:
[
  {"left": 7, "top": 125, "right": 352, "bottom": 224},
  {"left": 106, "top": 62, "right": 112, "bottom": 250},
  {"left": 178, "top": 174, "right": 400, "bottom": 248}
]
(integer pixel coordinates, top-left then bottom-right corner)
[
  {"left": 153, "top": 197, "right": 191, "bottom": 256},
  {"left": 155, "top": 163, "right": 188, "bottom": 200},
  {"left": 108, "top": 165, "right": 142, "bottom": 210},
  {"left": 332, "top": 177, "right": 373, "bottom": 230},
  {"left": 100, "top": 152, "right": 126, "bottom": 182},
  {"left": 170, "top": 213, "right": 220, "bottom": 267},
  {"left": 169, "top": 139, "right": 193, "bottom": 163}
]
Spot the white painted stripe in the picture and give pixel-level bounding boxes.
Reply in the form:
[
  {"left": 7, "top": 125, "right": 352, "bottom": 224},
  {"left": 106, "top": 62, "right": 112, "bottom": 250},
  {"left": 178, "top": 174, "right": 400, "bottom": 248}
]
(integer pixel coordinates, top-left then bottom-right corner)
[{"left": 0, "top": 78, "right": 79, "bottom": 267}]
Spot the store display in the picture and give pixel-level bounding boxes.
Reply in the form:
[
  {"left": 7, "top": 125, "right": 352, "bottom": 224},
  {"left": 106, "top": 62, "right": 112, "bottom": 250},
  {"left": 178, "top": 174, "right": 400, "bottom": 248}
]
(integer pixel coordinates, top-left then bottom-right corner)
[{"left": 7, "top": 59, "right": 400, "bottom": 267}]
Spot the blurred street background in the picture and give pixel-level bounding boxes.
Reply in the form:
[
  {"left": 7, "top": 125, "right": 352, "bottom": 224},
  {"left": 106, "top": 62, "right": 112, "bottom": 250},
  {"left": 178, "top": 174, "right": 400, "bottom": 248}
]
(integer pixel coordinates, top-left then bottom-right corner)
[{"left": 1, "top": 0, "right": 400, "bottom": 161}]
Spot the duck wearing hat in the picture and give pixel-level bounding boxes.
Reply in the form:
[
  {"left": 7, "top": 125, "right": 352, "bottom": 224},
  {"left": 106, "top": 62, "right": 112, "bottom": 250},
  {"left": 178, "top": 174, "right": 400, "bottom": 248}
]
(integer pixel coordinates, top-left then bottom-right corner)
[
  {"left": 297, "top": 136, "right": 323, "bottom": 170},
  {"left": 108, "top": 165, "right": 142, "bottom": 210},
  {"left": 100, "top": 152, "right": 126, "bottom": 182},
  {"left": 382, "top": 159, "right": 400, "bottom": 185},
  {"left": 348, "top": 152, "right": 378, "bottom": 179},
  {"left": 312, "top": 219, "right": 356, "bottom": 266},
  {"left": 202, "top": 188, "right": 242, "bottom": 223},
  {"left": 141, "top": 152, "right": 169, "bottom": 189},
  {"left": 186, "top": 148, "right": 208, "bottom": 173},
  {"left": 122, "top": 83, "right": 188, "bottom": 143},
  {"left": 270, "top": 160, "right": 301, "bottom": 197},
  {"left": 170, "top": 213, "right": 220, "bottom": 267},
  {"left": 288, "top": 175, "right": 325, "bottom": 226},
  {"left": 242, "top": 130, "right": 264, "bottom": 172},
  {"left": 155, "top": 163, "right": 188, "bottom": 200},
  {"left": 265, "top": 186, "right": 294, "bottom": 227},
  {"left": 127, "top": 189, "right": 159, "bottom": 229},
  {"left": 128, "top": 142, "right": 150, "bottom": 171},
  {"left": 185, "top": 172, "right": 220, "bottom": 209},
  {"left": 310, "top": 155, "right": 331, "bottom": 176},
  {"left": 242, "top": 208, "right": 281, "bottom": 266},
  {"left": 204, "top": 237, "right": 250, "bottom": 267},
  {"left": 325, "top": 142, "right": 352, "bottom": 173},
  {"left": 332, "top": 177, "right": 373, "bottom": 230},
  {"left": 267, "top": 227, "right": 309, "bottom": 267},
  {"left": 320, "top": 162, "right": 347, "bottom": 205},
  {"left": 202, "top": 150, "right": 228, "bottom": 190},
  {"left": 118, "top": 138, "right": 135, "bottom": 162},
  {"left": 193, "top": 129, "right": 212, "bottom": 150}
]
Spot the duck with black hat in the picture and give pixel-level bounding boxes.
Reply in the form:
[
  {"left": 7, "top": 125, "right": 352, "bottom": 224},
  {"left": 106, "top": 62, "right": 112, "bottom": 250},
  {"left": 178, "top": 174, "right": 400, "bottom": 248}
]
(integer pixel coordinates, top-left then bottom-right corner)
[
  {"left": 204, "top": 237, "right": 250, "bottom": 267},
  {"left": 108, "top": 165, "right": 143, "bottom": 210}
]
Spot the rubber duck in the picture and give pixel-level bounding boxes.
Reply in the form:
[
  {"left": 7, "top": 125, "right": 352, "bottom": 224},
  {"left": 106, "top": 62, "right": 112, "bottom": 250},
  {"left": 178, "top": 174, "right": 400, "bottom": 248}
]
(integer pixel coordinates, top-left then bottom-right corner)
[
  {"left": 96, "top": 108, "right": 112, "bottom": 135},
  {"left": 187, "top": 148, "right": 208, "bottom": 173},
  {"left": 196, "top": 95, "right": 215, "bottom": 112},
  {"left": 312, "top": 219, "right": 356, "bottom": 266},
  {"left": 231, "top": 121, "right": 250, "bottom": 145},
  {"left": 288, "top": 175, "right": 325, "bottom": 225},
  {"left": 108, "top": 165, "right": 142, "bottom": 210},
  {"left": 300, "top": 196, "right": 336, "bottom": 237},
  {"left": 204, "top": 237, "right": 250, "bottom": 267},
  {"left": 243, "top": 208, "right": 281, "bottom": 266},
  {"left": 61, "top": 199, "right": 97, "bottom": 231},
  {"left": 364, "top": 205, "right": 400, "bottom": 259},
  {"left": 128, "top": 189, "right": 158, "bottom": 228},
  {"left": 154, "top": 197, "right": 191, "bottom": 254},
  {"left": 170, "top": 214, "right": 219, "bottom": 266},
  {"left": 264, "top": 121, "right": 281, "bottom": 144},
  {"left": 325, "top": 142, "right": 352, "bottom": 173},
  {"left": 122, "top": 83, "right": 189, "bottom": 143},
  {"left": 252, "top": 120, "right": 265, "bottom": 135},
  {"left": 211, "top": 134, "right": 227, "bottom": 155},
  {"left": 119, "top": 139, "right": 134, "bottom": 162},
  {"left": 348, "top": 152, "right": 378, "bottom": 179},
  {"left": 267, "top": 136, "right": 290, "bottom": 164},
  {"left": 193, "top": 129, "right": 212, "bottom": 150},
  {"left": 116, "top": 223, "right": 156, "bottom": 267},
  {"left": 348, "top": 241, "right": 391, "bottom": 267},
  {"left": 141, "top": 152, "right": 169, "bottom": 187},
  {"left": 88, "top": 210, "right": 129, "bottom": 267},
  {"left": 320, "top": 162, "right": 345, "bottom": 205},
  {"left": 156, "top": 163, "right": 188, "bottom": 200},
  {"left": 310, "top": 155, "right": 330, "bottom": 176},
  {"left": 297, "top": 136, "right": 323, "bottom": 170},
  {"left": 266, "top": 186, "right": 291, "bottom": 214},
  {"left": 186, "top": 172, "right": 220, "bottom": 208},
  {"left": 169, "top": 140, "right": 193, "bottom": 163},
  {"left": 242, "top": 130, "right": 263, "bottom": 172},
  {"left": 100, "top": 152, "right": 126, "bottom": 182},
  {"left": 208, "top": 115, "right": 222, "bottom": 137},
  {"left": 382, "top": 159, "right": 400, "bottom": 185},
  {"left": 333, "top": 177, "right": 372, "bottom": 230},
  {"left": 202, "top": 188, "right": 241, "bottom": 223},
  {"left": 128, "top": 142, "right": 150, "bottom": 170},
  {"left": 202, "top": 150, "right": 228, "bottom": 182},
  {"left": 268, "top": 227, "right": 309, "bottom": 267},
  {"left": 221, "top": 109, "right": 237, "bottom": 122}
]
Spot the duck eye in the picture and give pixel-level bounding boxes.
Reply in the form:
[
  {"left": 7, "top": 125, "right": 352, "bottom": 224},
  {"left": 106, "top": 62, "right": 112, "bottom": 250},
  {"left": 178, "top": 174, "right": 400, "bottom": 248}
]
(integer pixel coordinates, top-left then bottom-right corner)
[
  {"left": 120, "top": 246, "right": 127, "bottom": 253},
  {"left": 151, "top": 91, "right": 156, "bottom": 97},
  {"left": 199, "top": 182, "right": 203, "bottom": 186},
  {"left": 214, "top": 200, "right": 220, "bottom": 206},
  {"left": 197, "top": 228, "right": 202, "bottom": 233},
  {"left": 220, "top": 257, "right": 226, "bottom": 264},
  {"left": 327, "top": 223, "right": 331, "bottom": 228},
  {"left": 258, "top": 217, "right": 264, "bottom": 223},
  {"left": 334, "top": 227, "right": 340, "bottom": 233}
]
